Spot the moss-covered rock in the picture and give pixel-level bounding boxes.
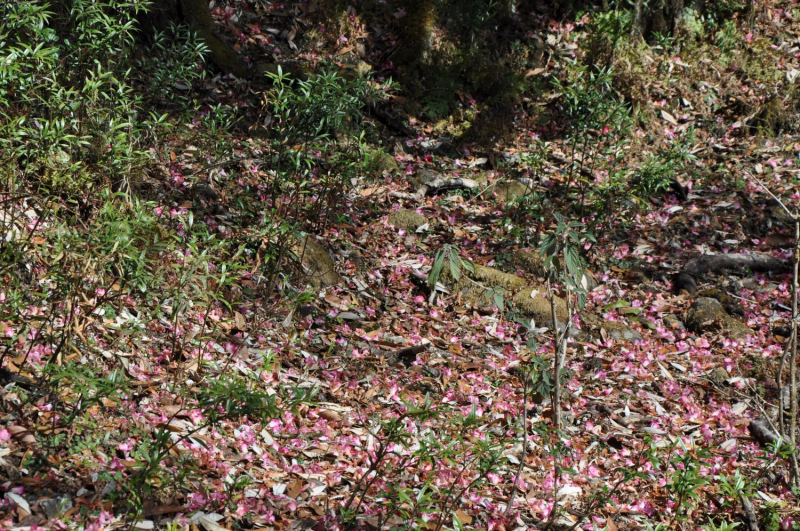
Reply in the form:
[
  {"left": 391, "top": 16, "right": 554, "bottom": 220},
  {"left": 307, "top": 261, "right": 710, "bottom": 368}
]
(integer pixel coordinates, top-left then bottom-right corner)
[
  {"left": 486, "top": 180, "right": 532, "bottom": 202},
  {"left": 374, "top": 151, "right": 400, "bottom": 174},
  {"left": 387, "top": 209, "right": 428, "bottom": 231},
  {"left": 292, "top": 236, "right": 342, "bottom": 289},
  {"left": 508, "top": 250, "right": 548, "bottom": 278},
  {"left": 504, "top": 250, "right": 598, "bottom": 290},
  {"left": 709, "top": 367, "right": 729, "bottom": 386},
  {"left": 685, "top": 297, "right": 752, "bottom": 340},
  {"left": 442, "top": 263, "right": 638, "bottom": 342}
]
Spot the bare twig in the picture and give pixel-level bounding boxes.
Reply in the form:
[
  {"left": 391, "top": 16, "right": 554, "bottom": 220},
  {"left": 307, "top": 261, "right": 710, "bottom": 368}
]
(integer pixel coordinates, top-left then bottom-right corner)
[
  {"left": 740, "top": 494, "right": 760, "bottom": 531},
  {"left": 747, "top": 169, "right": 800, "bottom": 486},
  {"left": 505, "top": 374, "right": 528, "bottom": 516}
]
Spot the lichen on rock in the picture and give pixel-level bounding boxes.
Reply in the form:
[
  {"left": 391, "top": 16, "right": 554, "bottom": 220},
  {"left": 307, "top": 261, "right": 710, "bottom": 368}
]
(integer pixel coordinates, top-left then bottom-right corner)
[
  {"left": 292, "top": 236, "right": 342, "bottom": 289},
  {"left": 685, "top": 297, "right": 752, "bottom": 340},
  {"left": 387, "top": 209, "right": 428, "bottom": 231}
]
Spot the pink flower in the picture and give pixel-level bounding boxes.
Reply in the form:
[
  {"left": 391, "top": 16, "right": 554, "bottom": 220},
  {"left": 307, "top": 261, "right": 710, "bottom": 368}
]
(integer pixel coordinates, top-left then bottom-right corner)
[{"left": 118, "top": 440, "right": 133, "bottom": 453}]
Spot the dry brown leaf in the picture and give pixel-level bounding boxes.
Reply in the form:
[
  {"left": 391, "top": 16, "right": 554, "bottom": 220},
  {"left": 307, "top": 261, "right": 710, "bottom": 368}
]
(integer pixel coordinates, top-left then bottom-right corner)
[
  {"left": 454, "top": 510, "right": 472, "bottom": 525},
  {"left": 661, "top": 110, "right": 678, "bottom": 125},
  {"left": 8, "top": 425, "right": 36, "bottom": 445}
]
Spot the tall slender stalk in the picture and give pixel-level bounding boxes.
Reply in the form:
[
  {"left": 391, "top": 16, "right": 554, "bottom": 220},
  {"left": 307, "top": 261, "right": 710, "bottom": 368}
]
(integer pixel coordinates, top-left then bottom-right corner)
[
  {"left": 791, "top": 218, "right": 799, "bottom": 486},
  {"left": 748, "top": 170, "right": 800, "bottom": 485},
  {"left": 505, "top": 373, "right": 528, "bottom": 516}
]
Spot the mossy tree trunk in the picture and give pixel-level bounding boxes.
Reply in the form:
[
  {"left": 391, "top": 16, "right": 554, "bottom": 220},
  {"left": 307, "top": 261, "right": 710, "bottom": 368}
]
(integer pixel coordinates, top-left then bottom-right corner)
[
  {"left": 394, "top": 0, "right": 436, "bottom": 67},
  {"left": 632, "top": 0, "right": 706, "bottom": 40}
]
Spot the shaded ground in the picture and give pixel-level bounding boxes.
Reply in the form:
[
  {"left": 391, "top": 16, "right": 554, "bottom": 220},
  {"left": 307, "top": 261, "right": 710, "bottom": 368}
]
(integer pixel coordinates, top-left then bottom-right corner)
[{"left": 2, "top": 1, "right": 800, "bottom": 530}]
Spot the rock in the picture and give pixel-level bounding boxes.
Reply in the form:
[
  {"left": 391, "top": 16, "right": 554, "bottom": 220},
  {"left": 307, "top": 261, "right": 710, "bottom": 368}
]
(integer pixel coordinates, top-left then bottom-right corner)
[
  {"left": 442, "top": 263, "right": 638, "bottom": 342},
  {"left": 387, "top": 209, "right": 428, "bottom": 231},
  {"left": 595, "top": 319, "right": 642, "bottom": 341},
  {"left": 509, "top": 250, "right": 597, "bottom": 290},
  {"left": 292, "top": 237, "right": 342, "bottom": 289},
  {"left": 748, "top": 418, "right": 779, "bottom": 447},
  {"left": 336, "top": 312, "right": 361, "bottom": 321},
  {"left": 709, "top": 367, "right": 729, "bottom": 386},
  {"left": 371, "top": 150, "right": 400, "bottom": 174},
  {"left": 413, "top": 168, "right": 441, "bottom": 189},
  {"left": 662, "top": 314, "right": 685, "bottom": 330},
  {"left": 698, "top": 287, "right": 744, "bottom": 316},
  {"left": 487, "top": 180, "right": 532, "bottom": 202},
  {"left": 40, "top": 495, "right": 73, "bottom": 518},
  {"left": 685, "top": 297, "right": 752, "bottom": 340},
  {"left": 508, "top": 250, "right": 548, "bottom": 277}
]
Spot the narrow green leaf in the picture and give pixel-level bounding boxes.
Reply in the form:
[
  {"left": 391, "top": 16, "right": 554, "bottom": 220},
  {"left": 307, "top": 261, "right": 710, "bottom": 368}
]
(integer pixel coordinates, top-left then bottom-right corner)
[
  {"left": 494, "top": 292, "right": 504, "bottom": 313},
  {"left": 565, "top": 245, "right": 583, "bottom": 279},
  {"left": 428, "top": 251, "right": 446, "bottom": 288},
  {"left": 604, "top": 300, "right": 630, "bottom": 310},
  {"left": 462, "top": 259, "right": 475, "bottom": 274},
  {"left": 449, "top": 256, "right": 461, "bottom": 281}
]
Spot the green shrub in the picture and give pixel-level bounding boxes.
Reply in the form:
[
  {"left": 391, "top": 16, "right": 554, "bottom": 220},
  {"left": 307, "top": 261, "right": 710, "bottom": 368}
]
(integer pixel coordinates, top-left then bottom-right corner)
[
  {"left": 635, "top": 127, "right": 697, "bottom": 197},
  {"left": 0, "top": 0, "right": 202, "bottom": 196},
  {"left": 248, "top": 66, "right": 385, "bottom": 294}
]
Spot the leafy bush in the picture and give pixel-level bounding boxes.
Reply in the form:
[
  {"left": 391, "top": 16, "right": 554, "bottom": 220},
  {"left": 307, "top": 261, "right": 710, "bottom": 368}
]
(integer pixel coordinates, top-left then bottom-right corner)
[
  {"left": 0, "top": 0, "right": 192, "bottom": 196},
  {"left": 552, "top": 62, "right": 633, "bottom": 221},
  {"left": 133, "top": 22, "right": 208, "bottom": 111},
  {"left": 635, "top": 127, "right": 697, "bottom": 197},
  {"left": 248, "top": 66, "right": 385, "bottom": 294}
]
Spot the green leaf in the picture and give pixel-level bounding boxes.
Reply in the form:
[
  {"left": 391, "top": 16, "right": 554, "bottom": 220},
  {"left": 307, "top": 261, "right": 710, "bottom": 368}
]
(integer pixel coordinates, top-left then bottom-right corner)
[
  {"left": 639, "top": 318, "right": 656, "bottom": 329},
  {"left": 540, "top": 234, "right": 558, "bottom": 259},
  {"left": 449, "top": 256, "right": 461, "bottom": 281},
  {"left": 565, "top": 244, "right": 583, "bottom": 280},
  {"left": 462, "top": 258, "right": 475, "bottom": 274},
  {"left": 449, "top": 246, "right": 460, "bottom": 266},
  {"left": 428, "top": 250, "right": 446, "bottom": 288},
  {"left": 494, "top": 291, "right": 504, "bottom": 313}
]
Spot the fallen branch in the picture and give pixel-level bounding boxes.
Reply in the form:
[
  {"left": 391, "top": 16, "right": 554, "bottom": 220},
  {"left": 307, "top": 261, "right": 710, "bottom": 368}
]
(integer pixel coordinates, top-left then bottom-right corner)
[
  {"left": 747, "top": 418, "right": 779, "bottom": 447},
  {"left": 684, "top": 252, "right": 789, "bottom": 277},
  {"left": 740, "top": 495, "right": 759, "bottom": 531}
]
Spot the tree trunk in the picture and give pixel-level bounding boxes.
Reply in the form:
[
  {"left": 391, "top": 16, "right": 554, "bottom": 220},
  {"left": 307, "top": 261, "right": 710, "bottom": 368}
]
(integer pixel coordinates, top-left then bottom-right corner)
[{"left": 138, "top": 0, "right": 285, "bottom": 80}]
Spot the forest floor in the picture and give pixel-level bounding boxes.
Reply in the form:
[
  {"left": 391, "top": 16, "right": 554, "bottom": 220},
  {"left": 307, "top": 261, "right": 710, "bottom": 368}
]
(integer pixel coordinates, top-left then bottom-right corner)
[{"left": 3, "top": 1, "right": 800, "bottom": 530}]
